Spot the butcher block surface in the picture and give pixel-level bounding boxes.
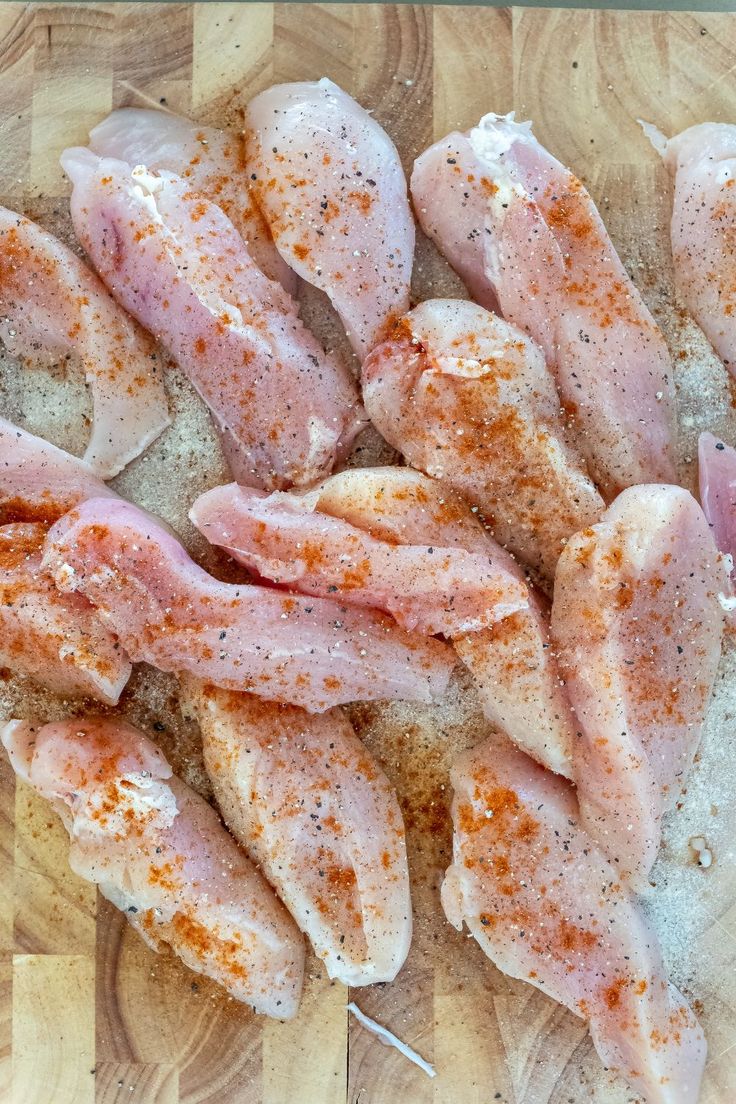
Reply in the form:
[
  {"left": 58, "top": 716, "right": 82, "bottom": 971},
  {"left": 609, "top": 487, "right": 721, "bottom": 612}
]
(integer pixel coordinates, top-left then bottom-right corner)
[{"left": 0, "top": 3, "right": 735, "bottom": 1102}]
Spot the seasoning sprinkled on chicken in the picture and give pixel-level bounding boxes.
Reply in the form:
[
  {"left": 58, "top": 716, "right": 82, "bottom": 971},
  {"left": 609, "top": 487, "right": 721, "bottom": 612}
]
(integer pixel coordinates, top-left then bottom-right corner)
[
  {"left": 192, "top": 465, "right": 577, "bottom": 777},
  {"left": 411, "top": 116, "right": 677, "bottom": 497},
  {"left": 89, "top": 107, "right": 297, "bottom": 294},
  {"left": 0, "top": 208, "right": 169, "bottom": 478},
  {"left": 1, "top": 716, "right": 305, "bottom": 1016},
  {"left": 444, "top": 734, "right": 707, "bottom": 1104},
  {"left": 362, "top": 299, "right": 604, "bottom": 583},
  {"left": 60, "top": 148, "right": 363, "bottom": 490},
  {"left": 42, "top": 497, "right": 454, "bottom": 712},
  {"left": 189, "top": 481, "right": 529, "bottom": 637},
  {"left": 643, "top": 121, "right": 736, "bottom": 378},
  {"left": 552, "top": 484, "right": 725, "bottom": 889},
  {"left": 0, "top": 420, "right": 128, "bottom": 700},
  {"left": 698, "top": 430, "right": 736, "bottom": 622},
  {"left": 246, "top": 78, "right": 414, "bottom": 361},
  {"left": 182, "top": 680, "right": 412, "bottom": 986}
]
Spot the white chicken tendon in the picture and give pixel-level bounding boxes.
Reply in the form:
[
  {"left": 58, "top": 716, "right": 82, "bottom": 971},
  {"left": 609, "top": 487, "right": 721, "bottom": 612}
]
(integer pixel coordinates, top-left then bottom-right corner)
[
  {"left": 1, "top": 717, "right": 305, "bottom": 1017},
  {"left": 191, "top": 466, "right": 577, "bottom": 778},
  {"left": 552, "top": 485, "right": 725, "bottom": 890},
  {"left": 443, "top": 735, "right": 706, "bottom": 1104},
  {"left": 181, "top": 679, "right": 412, "bottom": 986}
]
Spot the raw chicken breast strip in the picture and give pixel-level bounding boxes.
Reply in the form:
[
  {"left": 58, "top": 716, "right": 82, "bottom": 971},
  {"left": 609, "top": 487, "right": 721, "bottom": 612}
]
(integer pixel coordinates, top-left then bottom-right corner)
[
  {"left": 189, "top": 482, "right": 529, "bottom": 636},
  {"left": 0, "top": 415, "right": 115, "bottom": 523},
  {"left": 2, "top": 717, "right": 304, "bottom": 1016},
  {"left": 411, "top": 116, "right": 677, "bottom": 497},
  {"left": 0, "top": 523, "right": 130, "bottom": 703},
  {"left": 60, "top": 148, "right": 363, "bottom": 489},
  {"left": 88, "top": 107, "right": 297, "bottom": 294},
  {"left": 552, "top": 485, "right": 725, "bottom": 889},
  {"left": 181, "top": 680, "right": 412, "bottom": 985},
  {"left": 192, "top": 466, "right": 576, "bottom": 777},
  {"left": 42, "top": 497, "right": 454, "bottom": 712},
  {"left": 698, "top": 430, "right": 736, "bottom": 620},
  {"left": 643, "top": 121, "right": 736, "bottom": 376},
  {"left": 362, "top": 299, "right": 604, "bottom": 582},
  {"left": 246, "top": 78, "right": 414, "bottom": 360},
  {"left": 0, "top": 419, "right": 129, "bottom": 701},
  {"left": 443, "top": 734, "right": 706, "bottom": 1104},
  {"left": 0, "top": 207, "right": 169, "bottom": 478}
]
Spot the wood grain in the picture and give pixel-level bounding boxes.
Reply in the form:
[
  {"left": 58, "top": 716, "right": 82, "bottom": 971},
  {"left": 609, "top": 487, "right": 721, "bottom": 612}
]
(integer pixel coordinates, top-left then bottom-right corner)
[{"left": 0, "top": 4, "right": 734, "bottom": 1103}]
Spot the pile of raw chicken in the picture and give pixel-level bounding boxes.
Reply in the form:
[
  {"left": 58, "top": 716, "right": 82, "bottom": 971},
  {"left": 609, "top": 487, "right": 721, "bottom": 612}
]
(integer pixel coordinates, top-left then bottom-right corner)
[{"left": 1, "top": 78, "right": 735, "bottom": 1103}]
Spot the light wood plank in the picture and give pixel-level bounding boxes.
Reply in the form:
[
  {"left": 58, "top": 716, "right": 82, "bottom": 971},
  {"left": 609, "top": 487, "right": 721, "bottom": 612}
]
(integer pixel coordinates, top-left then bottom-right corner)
[
  {"left": 94, "top": 1063, "right": 179, "bottom": 1104},
  {"left": 262, "top": 969, "right": 347, "bottom": 1104},
  {"left": 0, "top": 954, "right": 11, "bottom": 1103},
  {"left": 0, "top": 4, "right": 34, "bottom": 194},
  {"left": 192, "top": 2, "right": 273, "bottom": 112},
  {"left": 432, "top": 7, "right": 512, "bottom": 138},
  {"left": 13, "top": 953, "right": 95, "bottom": 1104},
  {"left": 0, "top": 754, "right": 14, "bottom": 954},
  {"left": 112, "top": 2, "right": 192, "bottom": 115},
  {"left": 29, "top": 4, "right": 113, "bottom": 195},
  {"left": 13, "top": 784, "right": 96, "bottom": 956}
]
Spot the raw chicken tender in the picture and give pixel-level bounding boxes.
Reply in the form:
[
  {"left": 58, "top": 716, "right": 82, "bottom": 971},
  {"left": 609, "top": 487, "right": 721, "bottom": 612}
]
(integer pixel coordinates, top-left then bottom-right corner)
[
  {"left": 182, "top": 680, "right": 412, "bottom": 985},
  {"left": 194, "top": 465, "right": 575, "bottom": 776},
  {"left": 552, "top": 485, "right": 725, "bottom": 889},
  {"left": 246, "top": 78, "right": 414, "bottom": 360},
  {"left": 362, "top": 299, "right": 604, "bottom": 582},
  {"left": 443, "top": 735, "right": 706, "bottom": 1104},
  {"left": 411, "top": 117, "right": 677, "bottom": 497},
  {"left": 643, "top": 121, "right": 736, "bottom": 376},
  {"left": 189, "top": 482, "right": 529, "bottom": 636},
  {"left": 89, "top": 107, "right": 297, "bottom": 293},
  {"left": 2, "top": 717, "right": 304, "bottom": 1016},
  {"left": 42, "top": 497, "right": 454, "bottom": 712},
  {"left": 698, "top": 430, "right": 736, "bottom": 620},
  {"left": 0, "top": 207, "right": 169, "bottom": 478},
  {"left": 0, "top": 416, "right": 115, "bottom": 524},
  {"left": 61, "top": 148, "right": 363, "bottom": 489},
  {"left": 0, "top": 523, "right": 130, "bottom": 703},
  {"left": 0, "top": 423, "right": 128, "bottom": 700}
]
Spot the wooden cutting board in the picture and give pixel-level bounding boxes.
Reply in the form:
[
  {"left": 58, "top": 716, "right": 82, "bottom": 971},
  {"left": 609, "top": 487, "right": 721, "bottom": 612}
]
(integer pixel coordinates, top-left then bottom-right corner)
[{"left": 1, "top": 3, "right": 736, "bottom": 1102}]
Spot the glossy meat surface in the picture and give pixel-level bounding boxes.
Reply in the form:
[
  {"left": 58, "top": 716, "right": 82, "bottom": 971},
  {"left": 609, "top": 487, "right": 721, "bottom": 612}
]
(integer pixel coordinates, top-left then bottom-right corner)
[
  {"left": 411, "top": 118, "right": 677, "bottom": 497},
  {"left": 2, "top": 716, "right": 305, "bottom": 1016},
  {"left": 61, "top": 148, "right": 363, "bottom": 489},
  {"left": 443, "top": 735, "right": 706, "bottom": 1104},
  {"left": 183, "top": 680, "right": 412, "bottom": 986},
  {"left": 89, "top": 107, "right": 297, "bottom": 293},
  {"left": 362, "top": 299, "right": 604, "bottom": 581},
  {"left": 698, "top": 430, "right": 736, "bottom": 620},
  {"left": 246, "top": 78, "right": 414, "bottom": 359},
  {"left": 0, "top": 523, "right": 130, "bottom": 703},
  {"left": 199, "top": 465, "right": 577, "bottom": 775},
  {"left": 0, "top": 206, "right": 169, "bottom": 478},
  {"left": 552, "top": 485, "right": 725, "bottom": 888},
  {"left": 0, "top": 416, "right": 115, "bottom": 524},
  {"left": 189, "top": 481, "right": 529, "bottom": 636},
  {"left": 42, "top": 497, "right": 454, "bottom": 712},
  {"left": 644, "top": 121, "right": 736, "bottom": 376}
]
